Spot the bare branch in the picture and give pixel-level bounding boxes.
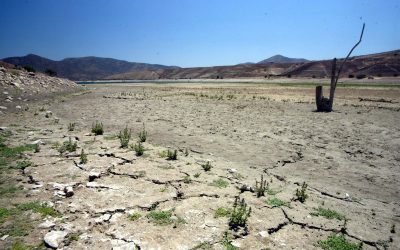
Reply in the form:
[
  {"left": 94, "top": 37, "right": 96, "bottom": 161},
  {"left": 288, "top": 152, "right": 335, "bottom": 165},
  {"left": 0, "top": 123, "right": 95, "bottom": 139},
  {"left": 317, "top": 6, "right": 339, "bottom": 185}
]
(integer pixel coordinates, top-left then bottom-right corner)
[{"left": 334, "top": 23, "right": 365, "bottom": 87}]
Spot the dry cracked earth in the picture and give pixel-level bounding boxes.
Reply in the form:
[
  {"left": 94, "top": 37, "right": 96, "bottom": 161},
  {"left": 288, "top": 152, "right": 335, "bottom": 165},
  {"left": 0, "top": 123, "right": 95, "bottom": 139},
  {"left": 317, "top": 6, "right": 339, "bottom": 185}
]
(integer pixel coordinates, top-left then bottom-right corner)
[{"left": 1, "top": 83, "right": 400, "bottom": 249}]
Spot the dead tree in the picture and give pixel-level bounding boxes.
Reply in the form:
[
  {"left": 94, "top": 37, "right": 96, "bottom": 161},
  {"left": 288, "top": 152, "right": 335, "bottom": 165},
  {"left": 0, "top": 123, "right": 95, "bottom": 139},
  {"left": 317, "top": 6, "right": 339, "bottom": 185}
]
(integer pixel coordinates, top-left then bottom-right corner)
[{"left": 316, "top": 23, "right": 365, "bottom": 112}]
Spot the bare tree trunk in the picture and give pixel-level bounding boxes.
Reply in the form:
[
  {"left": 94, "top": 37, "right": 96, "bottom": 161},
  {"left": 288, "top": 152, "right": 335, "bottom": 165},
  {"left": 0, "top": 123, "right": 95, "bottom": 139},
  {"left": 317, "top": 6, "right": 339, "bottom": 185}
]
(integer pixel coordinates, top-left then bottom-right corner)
[{"left": 315, "top": 23, "right": 365, "bottom": 112}]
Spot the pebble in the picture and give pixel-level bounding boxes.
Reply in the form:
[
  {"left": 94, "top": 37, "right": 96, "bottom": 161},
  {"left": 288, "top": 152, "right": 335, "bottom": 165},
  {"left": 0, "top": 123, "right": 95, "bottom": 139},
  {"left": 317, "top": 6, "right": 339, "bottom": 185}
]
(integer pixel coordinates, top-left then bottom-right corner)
[{"left": 44, "top": 231, "right": 68, "bottom": 249}]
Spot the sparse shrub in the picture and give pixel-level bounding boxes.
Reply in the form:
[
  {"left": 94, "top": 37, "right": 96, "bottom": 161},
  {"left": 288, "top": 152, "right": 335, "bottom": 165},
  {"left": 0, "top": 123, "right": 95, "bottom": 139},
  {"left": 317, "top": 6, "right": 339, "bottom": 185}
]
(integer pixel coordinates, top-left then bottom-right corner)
[
  {"left": 58, "top": 137, "right": 77, "bottom": 154},
  {"left": 201, "top": 161, "right": 212, "bottom": 171},
  {"left": 119, "top": 126, "right": 132, "bottom": 148},
  {"left": 167, "top": 149, "right": 177, "bottom": 160},
  {"left": 266, "top": 197, "right": 291, "bottom": 208},
  {"left": 214, "top": 207, "right": 231, "bottom": 218},
  {"left": 255, "top": 175, "right": 268, "bottom": 198},
  {"left": 80, "top": 149, "right": 88, "bottom": 164},
  {"left": 146, "top": 210, "right": 173, "bottom": 225},
  {"left": 91, "top": 121, "right": 104, "bottom": 135},
  {"left": 222, "top": 231, "right": 239, "bottom": 250},
  {"left": 23, "top": 65, "right": 36, "bottom": 73},
  {"left": 310, "top": 207, "right": 345, "bottom": 221},
  {"left": 158, "top": 150, "right": 168, "bottom": 158},
  {"left": 318, "top": 234, "right": 362, "bottom": 250},
  {"left": 132, "top": 142, "right": 144, "bottom": 156},
  {"left": 68, "top": 123, "right": 76, "bottom": 131},
  {"left": 45, "top": 69, "right": 57, "bottom": 76},
  {"left": 211, "top": 178, "right": 229, "bottom": 188},
  {"left": 183, "top": 175, "right": 192, "bottom": 184},
  {"left": 228, "top": 197, "right": 251, "bottom": 232},
  {"left": 295, "top": 181, "right": 308, "bottom": 203},
  {"left": 128, "top": 212, "right": 141, "bottom": 221},
  {"left": 138, "top": 123, "right": 147, "bottom": 142},
  {"left": 15, "top": 160, "right": 33, "bottom": 170}
]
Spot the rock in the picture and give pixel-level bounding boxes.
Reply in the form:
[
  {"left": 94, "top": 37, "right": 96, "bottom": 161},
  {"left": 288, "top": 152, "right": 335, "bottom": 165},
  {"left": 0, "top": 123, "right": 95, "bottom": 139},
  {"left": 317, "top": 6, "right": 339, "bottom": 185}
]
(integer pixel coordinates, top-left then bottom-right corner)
[
  {"left": 45, "top": 111, "right": 52, "bottom": 118},
  {"left": 259, "top": 231, "right": 269, "bottom": 238},
  {"left": 44, "top": 231, "right": 68, "bottom": 249},
  {"left": 0, "top": 127, "right": 7, "bottom": 131},
  {"left": 228, "top": 168, "right": 237, "bottom": 173},
  {"left": 64, "top": 186, "right": 74, "bottom": 197},
  {"left": 32, "top": 139, "right": 45, "bottom": 145},
  {"left": 1, "top": 235, "right": 9, "bottom": 240},
  {"left": 95, "top": 213, "right": 111, "bottom": 224},
  {"left": 0, "top": 106, "right": 7, "bottom": 110},
  {"left": 38, "top": 220, "right": 56, "bottom": 229},
  {"left": 3, "top": 91, "right": 8, "bottom": 95},
  {"left": 111, "top": 239, "right": 138, "bottom": 250},
  {"left": 88, "top": 171, "right": 101, "bottom": 182}
]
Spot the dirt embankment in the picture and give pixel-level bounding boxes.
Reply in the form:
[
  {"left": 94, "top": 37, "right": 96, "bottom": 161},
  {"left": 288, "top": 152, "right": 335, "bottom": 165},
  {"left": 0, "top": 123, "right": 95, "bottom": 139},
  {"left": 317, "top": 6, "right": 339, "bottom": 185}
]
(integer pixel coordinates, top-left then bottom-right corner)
[{"left": 0, "top": 66, "right": 81, "bottom": 114}]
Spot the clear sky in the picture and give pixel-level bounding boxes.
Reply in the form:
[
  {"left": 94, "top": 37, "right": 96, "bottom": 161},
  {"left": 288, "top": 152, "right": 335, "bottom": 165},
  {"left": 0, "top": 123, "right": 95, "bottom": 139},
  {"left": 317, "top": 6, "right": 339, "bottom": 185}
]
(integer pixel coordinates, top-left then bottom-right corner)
[{"left": 0, "top": 0, "right": 399, "bottom": 67}]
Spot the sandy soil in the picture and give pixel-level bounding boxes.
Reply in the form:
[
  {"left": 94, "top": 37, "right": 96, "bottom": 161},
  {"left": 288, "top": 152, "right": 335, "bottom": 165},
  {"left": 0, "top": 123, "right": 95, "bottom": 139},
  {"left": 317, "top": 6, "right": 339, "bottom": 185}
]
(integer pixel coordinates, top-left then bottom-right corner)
[{"left": 1, "top": 82, "right": 399, "bottom": 249}]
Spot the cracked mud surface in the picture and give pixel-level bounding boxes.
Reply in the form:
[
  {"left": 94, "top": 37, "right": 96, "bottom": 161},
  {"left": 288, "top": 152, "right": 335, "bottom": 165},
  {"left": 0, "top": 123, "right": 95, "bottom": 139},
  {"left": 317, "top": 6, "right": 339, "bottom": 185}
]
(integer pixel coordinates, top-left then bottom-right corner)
[{"left": 1, "top": 83, "right": 399, "bottom": 249}]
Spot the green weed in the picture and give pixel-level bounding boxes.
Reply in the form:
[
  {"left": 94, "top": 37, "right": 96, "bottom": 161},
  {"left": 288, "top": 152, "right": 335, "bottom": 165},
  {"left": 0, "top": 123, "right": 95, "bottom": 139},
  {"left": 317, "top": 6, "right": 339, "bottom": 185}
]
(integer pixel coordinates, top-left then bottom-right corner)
[{"left": 318, "top": 234, "right": 362, "bottom": 250}]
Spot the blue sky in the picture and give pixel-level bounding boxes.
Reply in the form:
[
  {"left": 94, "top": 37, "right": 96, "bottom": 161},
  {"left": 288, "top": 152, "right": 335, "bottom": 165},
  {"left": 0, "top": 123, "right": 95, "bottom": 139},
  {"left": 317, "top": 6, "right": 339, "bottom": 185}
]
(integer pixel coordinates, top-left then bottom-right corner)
[{"left": 0, "top": 0, "right": 399, "bottom": 67}]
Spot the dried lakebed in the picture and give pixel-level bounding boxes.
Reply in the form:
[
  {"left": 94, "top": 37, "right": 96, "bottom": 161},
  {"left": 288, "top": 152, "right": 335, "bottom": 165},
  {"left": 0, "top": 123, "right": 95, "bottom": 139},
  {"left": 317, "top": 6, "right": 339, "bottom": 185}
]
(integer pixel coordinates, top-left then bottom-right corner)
[{"left": 0, "top": 83, "right": 399, "bottom": 249}]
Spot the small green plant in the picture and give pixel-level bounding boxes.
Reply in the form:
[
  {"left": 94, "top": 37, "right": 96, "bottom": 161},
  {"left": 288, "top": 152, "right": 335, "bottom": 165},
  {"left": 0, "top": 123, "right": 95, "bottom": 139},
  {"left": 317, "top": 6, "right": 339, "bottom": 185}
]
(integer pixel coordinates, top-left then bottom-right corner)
[
  {"left": 128, "top": 212, "right": 141, "bottom": 221},
  {"left": 15, "top": 160, "right": 33, "bottom": 170},
  {"left": 201, "top": 161, "right": 212, "bottom": 171},
  {"left": 159, "top": 150, "right": 168, "bottom": 158},
  {"left": 80, "top": 149, "right": 88, "bottom": 164},
  {"left": 58, "top": 137, "right": 77, "bottom": 154},
  {"left": 34, "top": 143, "right": 40, "bottom": 153},
  {"left": 147, "top": 210, "right": 173, "bottom": 225},
  {"left": 228, "top": 197, "right": 251, "bottom": 231},
  {"left": 318, "top": 234, "right": 362, "bottom": 250},
  {"left": 119, "top": 126, "right": 132, "bottom": 148},
  {"left": 183, "top": 175, "right": 192, "bottom": 184},
  {"left": 132, "top": 142, "right": 144, "bottom": 156},
  {"left": 138, "top": 123, "right": 147, "bottom": 142},
  {"left": 167, "top": 149, "right": 177, "bottom": 160},
  {"left": 68, "top": 122, "right": 76, "bottom": 131},
  {"left": 266, "top": 197, "right": 291, "bottom": 208},
  {"left": 17, "top": 201, "right": 61, "bottom": 217},
  {"left": 194, "top": 173, "right": 201, "bottom": 178},
  {"left": 214, "top": 207, "right": 231, "bottom": 218},
  {"left": 222, "top": 231, "right": 239, "bottom": 250},
  {"left": 255, "top": 174, "right": 268, "bottom": 198},
  {"left": 295, "top": 181, "right": 308, "bottom": 203},
  {"left": 91, "top": 121, "right": 104, "bottom": 135},
  {"left": 210, "top": 178, "right": 229, "bottom": 188},
  {"left": 310, "top": 207, "right": 345, "bottom": 221}
]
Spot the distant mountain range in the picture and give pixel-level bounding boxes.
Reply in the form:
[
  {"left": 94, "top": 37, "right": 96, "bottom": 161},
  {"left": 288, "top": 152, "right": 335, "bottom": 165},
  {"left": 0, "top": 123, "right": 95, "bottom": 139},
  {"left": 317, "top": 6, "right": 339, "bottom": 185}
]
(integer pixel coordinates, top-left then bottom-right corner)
[
  {"left": 2, "top": 50, "right": 399, "bottom": 80},
  {"left": 1, "top": 54, "right": 178, "bottom": 80},
  {"left": 257, "top": 54, "right": 308, "bottom": 64}
]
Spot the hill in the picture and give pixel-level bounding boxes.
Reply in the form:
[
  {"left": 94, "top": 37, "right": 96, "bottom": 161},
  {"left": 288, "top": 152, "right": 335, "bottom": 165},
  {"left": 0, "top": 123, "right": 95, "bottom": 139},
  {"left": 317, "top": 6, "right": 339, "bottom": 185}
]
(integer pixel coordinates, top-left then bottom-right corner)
[
  {"left": 257, "top": 55, "right": 308, "bottom": 64},
  {"left": 2, "top": 54, "right": 178, "bottom": 81}
]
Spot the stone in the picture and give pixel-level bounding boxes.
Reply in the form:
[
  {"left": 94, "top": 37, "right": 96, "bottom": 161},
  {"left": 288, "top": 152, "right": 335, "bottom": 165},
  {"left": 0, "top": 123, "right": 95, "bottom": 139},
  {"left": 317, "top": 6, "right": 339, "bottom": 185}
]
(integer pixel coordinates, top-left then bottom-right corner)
[
  {"left": 32, "top": 139, "right": 45, "bottom": 145},
  {"left": 259, "top": 231, "right": 269, "bottom": 238},
  {"left": 0, "top": 106, "right": 7, "bottom": 110},
  {"left": 111, "top": 239, "right": 137, "bottom": 250},
  {"left": 64, "top": 186, "right": 74, "bottom": 197},
  {"left": 38, "top": 220, "right": 56, "bottom": 229},
  {"left": 1, "top": 235, "right": 9, "bottom": 240},
  {"left": 44, "top": 231, "right": 68, "bottom": 249},
  {"left": 95, "top": 213, "right": 111, "bottom": 224},
  {"left": 88, "top": 171, "right": 101, "bottom": 182}
]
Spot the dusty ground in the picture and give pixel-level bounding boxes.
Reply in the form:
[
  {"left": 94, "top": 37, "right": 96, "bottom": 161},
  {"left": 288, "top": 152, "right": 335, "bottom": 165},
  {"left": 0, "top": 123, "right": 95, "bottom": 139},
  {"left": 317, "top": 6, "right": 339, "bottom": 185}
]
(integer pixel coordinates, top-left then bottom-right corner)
[{"left": 1, "top": 82, "right": 399, "bottom": 249}]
